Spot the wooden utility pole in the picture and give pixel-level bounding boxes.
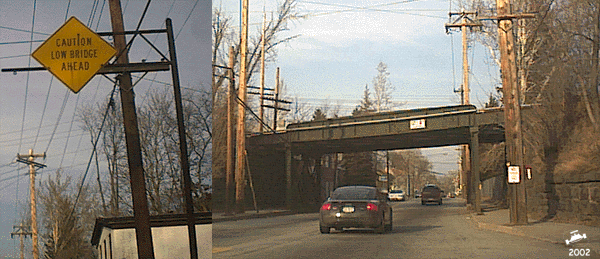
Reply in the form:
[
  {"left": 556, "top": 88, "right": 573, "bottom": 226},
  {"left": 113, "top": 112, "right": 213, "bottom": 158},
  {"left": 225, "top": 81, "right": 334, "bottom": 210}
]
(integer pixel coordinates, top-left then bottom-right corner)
[
  {"left": 16, "top": 149, "right": 45, "bottom": 259},
  {"left": 11, "top": 223, "right": 32, "bottom": 259},
  {"left": 273, "top": 67, "right": 280, "bottom": 130},
  {"left": 445, "top": 10, "right": 481, "bottom": 210},
  {"left": 259, "top": 11, "right": 267, "bottom": 133},
  {"left": 493, "top": 0, "right": 534, "bottom": 225},
  {"left": 236, "top": 0, "right": 249, "bottom": 214},
  {"left": 108, "top": 0, "right": 155, "bottom": 257},
  {"left": 226, "top": 46, "right": 236, "bottom": 215}
]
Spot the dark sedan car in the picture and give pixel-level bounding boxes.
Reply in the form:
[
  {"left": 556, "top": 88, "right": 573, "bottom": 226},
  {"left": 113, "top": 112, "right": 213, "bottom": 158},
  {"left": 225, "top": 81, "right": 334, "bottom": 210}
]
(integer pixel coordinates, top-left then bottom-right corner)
[
  {"left": 319, "top": 186, "right": 392, "bottom": 234},
  {"left": 421, "top": 184, "right": 442, "bottom": 205}
]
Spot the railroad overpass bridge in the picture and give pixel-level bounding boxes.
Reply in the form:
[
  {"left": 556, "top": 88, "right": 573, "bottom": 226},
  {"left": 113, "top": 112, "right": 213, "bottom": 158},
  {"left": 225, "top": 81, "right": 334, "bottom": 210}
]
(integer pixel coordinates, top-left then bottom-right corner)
[{"left": 246, "top": 105, "right": 518, "bottom": 213}]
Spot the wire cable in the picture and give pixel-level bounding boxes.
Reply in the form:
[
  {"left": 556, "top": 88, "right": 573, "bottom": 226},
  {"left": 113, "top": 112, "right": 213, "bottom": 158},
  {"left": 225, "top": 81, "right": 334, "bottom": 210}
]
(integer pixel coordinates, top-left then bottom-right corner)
[
  {"left": 0, "top": 26, "right": 49, "bottom": 36},
  {"left": 15, "top": 0, "right": 38, "bottom": 232},
  {"left": 44, "top": 90, "right": 70, "bottom": 153},
  {"left": 175, "top": 0, "right": 200, "bottom": 39},
  {"left": 64, "top": 0, "right": 71, "bottom": 20},
  {"left": 32, "top": 76, "right": 55, "bottom": 151},
  {"left": 65, "top": 84, "right": 117, "bottom": 227},
  {"left": 94, "top": 0, "right": 107, "bottom": 31},
  {"left": 58, "top": 93, "right": 81, "bottom": 169},
  {"left": 19, "top": 0, "right": 37, "bottom": 154},
  {"left": 88, "top": 0, "right": 100, "bottom": 27}
]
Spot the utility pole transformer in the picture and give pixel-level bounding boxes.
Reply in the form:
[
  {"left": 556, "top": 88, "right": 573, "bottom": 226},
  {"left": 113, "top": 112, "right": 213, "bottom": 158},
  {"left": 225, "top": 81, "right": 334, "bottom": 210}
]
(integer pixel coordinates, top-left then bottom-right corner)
[{"left": 16, "top": 149, "right": 45, "bottom": 259}]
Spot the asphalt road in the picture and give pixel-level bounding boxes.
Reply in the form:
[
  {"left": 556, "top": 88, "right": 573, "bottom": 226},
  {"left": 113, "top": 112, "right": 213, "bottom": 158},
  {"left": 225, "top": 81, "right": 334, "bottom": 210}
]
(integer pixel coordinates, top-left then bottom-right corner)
[{"left": 213, "top": 198, "right": 573, "bottom": 258}]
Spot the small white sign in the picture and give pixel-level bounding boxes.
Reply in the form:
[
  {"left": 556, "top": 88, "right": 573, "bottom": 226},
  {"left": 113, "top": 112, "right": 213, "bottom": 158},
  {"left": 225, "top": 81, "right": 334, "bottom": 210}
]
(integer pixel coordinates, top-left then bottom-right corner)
[
  {"left": 508, "top": 166, "right": 520, "bottom": 183},
  {"left": 410, "top": 119, "right": 426, "bottom": 129}
]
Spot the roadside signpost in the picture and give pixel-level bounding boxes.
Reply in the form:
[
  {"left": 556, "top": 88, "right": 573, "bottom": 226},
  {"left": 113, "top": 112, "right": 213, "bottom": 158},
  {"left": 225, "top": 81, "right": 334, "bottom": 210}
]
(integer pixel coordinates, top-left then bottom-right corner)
[{"left": 31, "top": 16, "right": 116, "bottom": 93}]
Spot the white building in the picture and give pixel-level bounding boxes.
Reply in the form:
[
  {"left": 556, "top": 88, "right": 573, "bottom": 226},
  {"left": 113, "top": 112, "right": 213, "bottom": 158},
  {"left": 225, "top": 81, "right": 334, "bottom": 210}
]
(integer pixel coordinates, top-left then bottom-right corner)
[{"left": 91, "top": 212, "right": 212, "bottom": 259}]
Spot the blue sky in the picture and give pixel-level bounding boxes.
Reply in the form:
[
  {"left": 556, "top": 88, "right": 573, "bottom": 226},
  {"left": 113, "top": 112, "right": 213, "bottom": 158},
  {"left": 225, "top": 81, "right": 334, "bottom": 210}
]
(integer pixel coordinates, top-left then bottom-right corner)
[
  {"left": 216, "top": 0, "right": 501, "bottom": 177},
  {"left": 0, "top": 1, "right": 210, "bottom": 258}
]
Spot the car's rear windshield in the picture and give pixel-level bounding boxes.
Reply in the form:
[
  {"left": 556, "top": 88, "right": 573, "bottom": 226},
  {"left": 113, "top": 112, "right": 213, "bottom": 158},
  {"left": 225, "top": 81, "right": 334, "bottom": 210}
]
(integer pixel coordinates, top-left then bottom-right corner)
[
  {"left": 390, "top": 190, "right": 403, "bottom": 193},
  {"left": 331, "top": 188, "right": 377, "bottom": 200},
  {"left": 423, "top": 186, "right": 439, "bottom": 191}
]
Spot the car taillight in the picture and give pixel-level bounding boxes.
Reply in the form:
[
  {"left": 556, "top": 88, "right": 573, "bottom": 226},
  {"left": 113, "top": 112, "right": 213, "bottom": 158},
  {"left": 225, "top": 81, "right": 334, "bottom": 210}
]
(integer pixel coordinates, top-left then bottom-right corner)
[
  {"left": 366, "top": 203, "right": 378, "bottom": 211},
  {"left": 321, "top": 203, "right": 332, "bottom": 211}
]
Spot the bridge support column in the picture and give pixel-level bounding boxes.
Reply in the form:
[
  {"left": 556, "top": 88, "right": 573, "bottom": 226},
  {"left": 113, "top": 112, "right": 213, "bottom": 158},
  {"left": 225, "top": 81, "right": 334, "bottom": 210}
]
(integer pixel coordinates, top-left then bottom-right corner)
[{"left": 470, "top": 126, "right": 483, "bottom": 215}]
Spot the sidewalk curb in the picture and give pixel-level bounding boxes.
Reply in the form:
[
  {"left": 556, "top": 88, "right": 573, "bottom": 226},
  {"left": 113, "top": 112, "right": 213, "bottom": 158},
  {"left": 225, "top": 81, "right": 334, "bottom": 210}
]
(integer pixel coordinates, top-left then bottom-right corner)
[
  {"left": 213, "top": 210, "right": 295, "bottom": 223},
  {"left": 475, "top": 220, "right": 563, "bottom": 245}
]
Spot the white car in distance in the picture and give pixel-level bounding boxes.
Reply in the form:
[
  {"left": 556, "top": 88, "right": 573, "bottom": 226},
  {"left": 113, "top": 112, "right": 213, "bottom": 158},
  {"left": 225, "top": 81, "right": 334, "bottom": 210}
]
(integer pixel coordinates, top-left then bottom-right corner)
[{"left": 388, "top": 190, "right": 406, "bottom": 201}]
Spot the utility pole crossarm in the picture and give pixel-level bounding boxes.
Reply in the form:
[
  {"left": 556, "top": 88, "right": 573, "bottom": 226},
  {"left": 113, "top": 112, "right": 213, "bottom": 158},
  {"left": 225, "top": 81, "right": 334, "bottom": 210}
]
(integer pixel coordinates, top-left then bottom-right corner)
[
  {"left": 479, "top": 13, "right": 536, "bottom": 21},
  {"left": 15, "top": 158, "right": 47, "bottom": 169},
  {"left": 444, "top": 11, "right": 483, "bottom": 34}
]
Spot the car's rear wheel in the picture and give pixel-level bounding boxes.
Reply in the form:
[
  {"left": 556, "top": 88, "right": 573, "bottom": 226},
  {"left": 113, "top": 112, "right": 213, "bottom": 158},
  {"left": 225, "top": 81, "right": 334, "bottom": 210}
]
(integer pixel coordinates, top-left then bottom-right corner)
[{"left": 319, "top": 224, "right": 330, "bottom": 234}]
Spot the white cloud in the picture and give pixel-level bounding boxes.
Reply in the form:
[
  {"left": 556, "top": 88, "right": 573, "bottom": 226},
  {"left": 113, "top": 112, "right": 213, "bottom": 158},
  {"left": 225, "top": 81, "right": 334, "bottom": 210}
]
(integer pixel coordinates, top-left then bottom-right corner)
[{"left": 296, "top": 12, "right": 423, "bottom": 46}]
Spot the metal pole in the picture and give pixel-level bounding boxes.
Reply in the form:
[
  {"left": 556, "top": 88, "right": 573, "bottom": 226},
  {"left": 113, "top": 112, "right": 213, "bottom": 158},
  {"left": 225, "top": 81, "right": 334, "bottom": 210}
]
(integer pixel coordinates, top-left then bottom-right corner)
[
  {"left": 166, "top": 18, "right": 198, "bottom": 258},
  {"left": 108, "top": 0, "right": 155, "bottom": 257}
]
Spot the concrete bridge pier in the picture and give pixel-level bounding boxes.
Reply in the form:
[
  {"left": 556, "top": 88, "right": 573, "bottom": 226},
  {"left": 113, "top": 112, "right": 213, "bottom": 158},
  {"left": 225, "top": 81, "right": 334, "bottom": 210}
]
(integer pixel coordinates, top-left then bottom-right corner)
[
  {"left": 470, "top": 126, "right": 483, "bottom": 214},
  {"left": 285, "top": 146, "right": 324, "bottom": 211}
]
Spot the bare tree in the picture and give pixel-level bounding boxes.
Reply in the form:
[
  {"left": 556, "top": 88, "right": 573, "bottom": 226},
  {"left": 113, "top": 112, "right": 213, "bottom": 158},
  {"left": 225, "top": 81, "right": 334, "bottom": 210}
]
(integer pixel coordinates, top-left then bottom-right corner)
[
  {"left": 372, "top": 62, "right": 396, "bottom": 112},
  {"left": 212, "top": 0, "right": 303, "bottom": 180},
  {"left": 39, "top": 170, "right": 99, "bottom": 258}
]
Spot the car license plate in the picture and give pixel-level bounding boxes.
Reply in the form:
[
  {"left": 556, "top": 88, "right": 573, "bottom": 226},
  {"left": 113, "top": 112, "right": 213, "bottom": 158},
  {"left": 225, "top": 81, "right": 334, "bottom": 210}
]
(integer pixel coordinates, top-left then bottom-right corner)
[{"left": 342, "top": 206, "right": 354, "bottom": 213}]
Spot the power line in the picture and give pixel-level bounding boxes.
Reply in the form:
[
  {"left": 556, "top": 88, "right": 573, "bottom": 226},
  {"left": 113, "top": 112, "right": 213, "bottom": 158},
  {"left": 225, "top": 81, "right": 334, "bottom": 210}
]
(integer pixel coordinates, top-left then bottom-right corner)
[
  {"left": 58, "top": 93, "right": 82, "bottom": 169},
  {"left": 94, "top": 0, "right": 108, "bottom": 31},
  {"left": 66, "top": 84, "right": 117, "bottom": 234},
  {"left": 32, "top": 76, "right": 55, "bottom": 151},
  {"left": 15, "top": 0, "right": 38, "bottom": 238},
  {"left": 19, "top": 0, "right": 38, "bottom": 154},
  {"left": 0, "top": 26, "right": 50, "bottom": 36},
  {"left": 175, "top": 0, "right": 200, "bottom": 39},
  {"left": 0, "top": 54, "right": 30, "bottom": 60}
]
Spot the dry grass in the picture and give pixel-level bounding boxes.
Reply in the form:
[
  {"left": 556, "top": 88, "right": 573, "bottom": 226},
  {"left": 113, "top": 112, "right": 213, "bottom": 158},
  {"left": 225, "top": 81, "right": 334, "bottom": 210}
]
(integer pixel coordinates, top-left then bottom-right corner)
[{"left": 553, "top": 124, "right": 600, "bottom": 175}]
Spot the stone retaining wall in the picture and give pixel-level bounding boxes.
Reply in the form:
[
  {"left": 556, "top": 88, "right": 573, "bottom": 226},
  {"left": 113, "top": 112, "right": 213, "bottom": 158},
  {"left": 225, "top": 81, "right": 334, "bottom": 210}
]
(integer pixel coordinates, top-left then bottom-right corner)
[{"left": 527, "top": 170, "right": 600, "bottom": 226}]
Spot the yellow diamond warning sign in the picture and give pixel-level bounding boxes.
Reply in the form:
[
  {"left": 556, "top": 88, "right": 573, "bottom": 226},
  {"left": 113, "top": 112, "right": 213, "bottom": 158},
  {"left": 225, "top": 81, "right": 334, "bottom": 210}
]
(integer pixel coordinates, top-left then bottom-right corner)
[{"left": 32, "top": 16, "right": 116, "bottom": 93}]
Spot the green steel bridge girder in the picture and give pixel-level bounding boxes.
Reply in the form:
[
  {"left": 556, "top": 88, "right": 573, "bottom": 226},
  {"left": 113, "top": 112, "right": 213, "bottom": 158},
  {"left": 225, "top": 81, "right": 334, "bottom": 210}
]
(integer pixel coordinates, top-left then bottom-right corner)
[{"left": 248, "top": 105, "right": 510, "bottom": 154}]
